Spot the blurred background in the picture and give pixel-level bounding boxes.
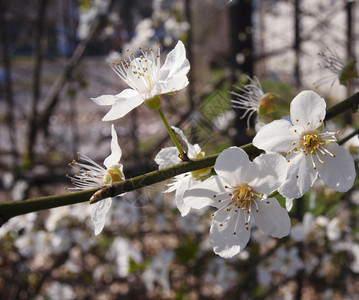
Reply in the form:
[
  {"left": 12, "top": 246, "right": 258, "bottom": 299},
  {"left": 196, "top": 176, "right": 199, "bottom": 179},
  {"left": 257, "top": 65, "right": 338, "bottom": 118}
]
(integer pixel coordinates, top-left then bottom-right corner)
[{"left": 1, "top": 0, "right": 359, "bottom": 299}]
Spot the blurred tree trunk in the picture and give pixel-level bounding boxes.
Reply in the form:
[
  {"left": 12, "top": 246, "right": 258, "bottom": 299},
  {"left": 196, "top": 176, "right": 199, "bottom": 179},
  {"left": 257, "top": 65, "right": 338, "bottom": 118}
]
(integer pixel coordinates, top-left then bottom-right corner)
[
  {"left": 185, "top": 0, "right": 197, "bottom": 144},
  {"left": 230, "top": 0, "right": 254, "bottom": 146},
  {"left": 294, "top": 0, "right": 301, "bottom": 88},
  {"left": 25, "top": 0, "right": 48, "bottom": 167},
  {"left": 345, "top": 0, "right": 355, "bottom": 125},
  {"left": 0, "top": 0, "right": 18, "bottom": 171}
]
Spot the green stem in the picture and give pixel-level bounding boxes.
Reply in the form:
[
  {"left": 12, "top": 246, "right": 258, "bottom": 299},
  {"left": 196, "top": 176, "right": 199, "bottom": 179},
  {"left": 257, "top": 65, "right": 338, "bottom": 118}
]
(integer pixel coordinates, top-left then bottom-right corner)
[{"left": 157, "top": 107, "right": 187, "bottom": 160}]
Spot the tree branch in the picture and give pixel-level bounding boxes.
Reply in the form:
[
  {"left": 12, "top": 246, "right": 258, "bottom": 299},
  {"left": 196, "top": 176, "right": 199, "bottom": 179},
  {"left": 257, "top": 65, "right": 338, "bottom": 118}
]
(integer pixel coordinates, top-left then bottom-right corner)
[
  {"left": 0, "top": 143, "right": 257, "bottom": 225},
  {"left": 0, "top": 93, "right": 358, "bottom": 226}
]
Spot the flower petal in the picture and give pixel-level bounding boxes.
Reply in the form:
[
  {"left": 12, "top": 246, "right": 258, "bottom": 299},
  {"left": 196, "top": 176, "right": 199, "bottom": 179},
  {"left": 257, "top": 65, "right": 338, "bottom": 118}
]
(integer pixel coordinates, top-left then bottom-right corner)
[
  {"left": 247, "top": 153, "right": 288, "bottom": 195},
  {"left": 184, "top": 176, "right": 226, "bottom": 210},
  {"left": 316, "top": 142, "right": 356, "bottom": 192},
  {"left": 103, "top": 125, "right": 123, "bottom": 169},
  {"left": 171, "top": 126, "right": 200, "bottom": 158},
  {"left": 290, "top": 90, "right": 326, "bottom": 130},
  {"left": 252, "top": 198, "right": 291, "bottom": 238},
  {"left": 159, "top": 40, "right": 190, "bottom": 83},
  {"left": 278, "top": 152, "right": 318, "bottom": 199},
  {"left": 102, "top": 92, "right": 143, "bottom": 121},
  {"left": 91, "top": 197, "right": 112, "bottom": 235},
  {"left": 253, "top": 119, "right": 297, "bottom": 153},
  {"left": 210, "top": 209, "right": 250, "bottom": 258},
  {"left": 214, "top": 147, "right": 250, "bottom": 187},
  {"left": 91, "top": 94, "right": 117, "bottom": 106},
  {"left": 155, "top": 147, "right": 181, "bottom": 169},
  {"left": 158, "top": 75, "right": 189, "bottom": 95},
  {"left": 174, "top": 175, "right": 195, "bottom": 216},
  {"left": 286, "top": 198, "right": 294, "bottom": 211}
]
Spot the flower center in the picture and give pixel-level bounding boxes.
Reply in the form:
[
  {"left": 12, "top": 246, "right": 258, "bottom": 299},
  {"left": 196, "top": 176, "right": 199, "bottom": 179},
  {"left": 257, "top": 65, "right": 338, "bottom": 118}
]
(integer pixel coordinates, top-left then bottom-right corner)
[
  {"left": 231, "top": 184, "right": 256, "bottom": 211},
  {"left": 211, "top": 183, "right": 266, "bottom": 232},
  {"left": 111, "top": 46, "right": 161, "bottom": 95},
  {"left": 288, "top": 127, "right": 340, "bottom": 169},
  {"left": 300, "top": 131, "right": 322, "bottom": 154}
]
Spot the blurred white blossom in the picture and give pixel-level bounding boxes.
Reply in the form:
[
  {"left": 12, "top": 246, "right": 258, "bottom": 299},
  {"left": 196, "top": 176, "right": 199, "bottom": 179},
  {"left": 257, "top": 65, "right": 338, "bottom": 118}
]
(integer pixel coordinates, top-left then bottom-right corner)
[
  {"left": 106, "top": 236, "right": 143, "bottom": 278},
  {"left": 273, "top": 247, "right": 302, "bottom": 277},
  {"left": 142, "top": 250, "right": 174, "bottom": 292},
  {"left": 45, "top": 281, "right": 75, "bottom": 300},
  {"left": 205, "top": 258, "right": 238, "bottom": 293}
]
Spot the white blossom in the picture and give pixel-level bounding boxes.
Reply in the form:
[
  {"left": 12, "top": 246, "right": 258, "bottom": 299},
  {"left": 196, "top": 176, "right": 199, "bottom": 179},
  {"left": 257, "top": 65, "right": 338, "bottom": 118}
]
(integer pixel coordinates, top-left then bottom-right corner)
[
  {"left": 155, "top": 126, "right": 211, "bottom": 216},
  {"left": 253, "top": 90, "right": 356, "bottom": 199},
  {"left": 184, "top": 147, "right": 290, "bottom": 258},
  {"left": 68, "top": 125, "right": 124, "bottom": 235},
  {"left": 92, "top": 40, "right": 190, "bottom": 121}
]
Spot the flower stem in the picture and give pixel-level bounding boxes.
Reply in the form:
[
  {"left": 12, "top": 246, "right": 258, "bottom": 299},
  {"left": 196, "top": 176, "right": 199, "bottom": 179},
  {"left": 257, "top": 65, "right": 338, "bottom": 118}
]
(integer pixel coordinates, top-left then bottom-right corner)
[{"left": 157, "top": 107, "right": 188, "bottom": 160}]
